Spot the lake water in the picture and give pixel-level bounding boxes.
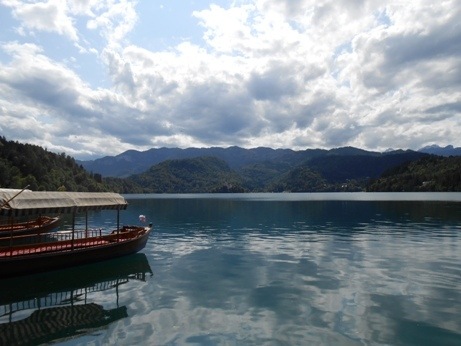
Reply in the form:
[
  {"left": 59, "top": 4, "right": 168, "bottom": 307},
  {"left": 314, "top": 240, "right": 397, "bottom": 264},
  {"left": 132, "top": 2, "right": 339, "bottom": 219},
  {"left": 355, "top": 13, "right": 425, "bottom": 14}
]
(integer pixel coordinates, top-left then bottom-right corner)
[{"left": 1, "top": 193, "right": 461, "bottom": 345}]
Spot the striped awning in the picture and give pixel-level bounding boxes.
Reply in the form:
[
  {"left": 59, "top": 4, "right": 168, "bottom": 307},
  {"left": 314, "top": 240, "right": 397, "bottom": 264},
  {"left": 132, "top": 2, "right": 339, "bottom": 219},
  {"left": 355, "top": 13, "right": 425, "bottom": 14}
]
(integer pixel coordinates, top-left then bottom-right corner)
[{"left": 0, "top": 190, "right": 128, "bottom": 216}]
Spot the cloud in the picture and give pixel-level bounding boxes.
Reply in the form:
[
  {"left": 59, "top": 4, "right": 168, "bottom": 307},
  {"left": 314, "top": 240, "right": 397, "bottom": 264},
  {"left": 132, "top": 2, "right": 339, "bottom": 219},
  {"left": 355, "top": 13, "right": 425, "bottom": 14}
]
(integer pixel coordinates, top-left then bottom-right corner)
[
  {"left": 3, "top": 0, "right": 79, "bottom": 41},
  {"left": 0, "top": 42, "right": 92, "bottom": 116},
  {"left": 86, "top": 0, "right": 137, "bottom": 45},
  {"left": 247, "top": 65, "right": 299, "bottom": 101},
  {"left": 0, "top": 0, "right": 460, "bottom": 159},
  {"left": 0, "top": 40, "right": 161, "bottom": 157}
]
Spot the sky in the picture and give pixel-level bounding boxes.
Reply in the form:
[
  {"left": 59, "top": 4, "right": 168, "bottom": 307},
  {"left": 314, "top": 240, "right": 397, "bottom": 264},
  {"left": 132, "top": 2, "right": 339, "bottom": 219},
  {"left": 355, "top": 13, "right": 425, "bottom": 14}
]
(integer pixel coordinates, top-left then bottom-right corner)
[{"left": 0, "top": 0, "right": 460, "bottom": 160}]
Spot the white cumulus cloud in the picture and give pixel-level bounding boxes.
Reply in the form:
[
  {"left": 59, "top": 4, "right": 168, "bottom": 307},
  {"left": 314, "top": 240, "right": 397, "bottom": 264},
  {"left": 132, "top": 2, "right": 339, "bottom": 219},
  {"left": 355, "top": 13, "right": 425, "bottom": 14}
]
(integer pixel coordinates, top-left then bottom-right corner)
[{"left": 0, "top": 0, "right": 460, "bottom": 159}]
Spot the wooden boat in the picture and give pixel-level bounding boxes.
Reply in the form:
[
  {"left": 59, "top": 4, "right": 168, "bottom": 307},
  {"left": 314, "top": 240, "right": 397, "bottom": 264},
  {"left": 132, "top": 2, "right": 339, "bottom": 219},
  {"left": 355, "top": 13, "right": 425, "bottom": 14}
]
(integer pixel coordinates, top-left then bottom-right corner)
[
  {"left": 0, "top": 225, "right": 151, "bottom": 277},
  {"left": 0, "top": 190, "right": 152, "bottom": 277},
  {"left": 0, "top": 215, "right": 60, "bottom": 238}
]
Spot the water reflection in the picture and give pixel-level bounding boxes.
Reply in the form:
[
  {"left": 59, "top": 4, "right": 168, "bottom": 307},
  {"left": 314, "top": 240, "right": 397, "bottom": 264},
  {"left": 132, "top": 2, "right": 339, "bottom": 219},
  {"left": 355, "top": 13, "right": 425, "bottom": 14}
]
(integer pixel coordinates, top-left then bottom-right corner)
[
  {"left": 10, "top": 194, "right": 460, "bottom": 345},
  {"left": 0, "top": 254, "right": 152, "bottom": 345},
  {"left": 124, "top": 197, "right": 461, "bottom": 232},
  {"left": 129, "top": 196, "right": 461, "bottom": 345}
]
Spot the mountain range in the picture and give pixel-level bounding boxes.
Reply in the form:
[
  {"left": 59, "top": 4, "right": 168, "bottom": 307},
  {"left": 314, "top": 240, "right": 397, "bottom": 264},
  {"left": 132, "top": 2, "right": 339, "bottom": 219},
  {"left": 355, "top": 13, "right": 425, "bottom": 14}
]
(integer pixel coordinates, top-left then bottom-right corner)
[
  {"left": 1, "top": 135, "right": 459, "bottom": 193},
  {"left": 74, "top": 146, "right": 441, "bottom": 193},
  {"left": 417, "top": 145, "right": 461, "bottom": 157},
  {"left": 79, "top": 144, "right": 460, "bottom": 179}
]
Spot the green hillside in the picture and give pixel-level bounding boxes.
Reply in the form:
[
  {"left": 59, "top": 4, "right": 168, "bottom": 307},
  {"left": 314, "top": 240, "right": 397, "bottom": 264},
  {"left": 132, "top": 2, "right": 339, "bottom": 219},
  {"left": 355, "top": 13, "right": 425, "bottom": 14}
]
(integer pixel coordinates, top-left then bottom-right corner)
[
  {"left": 267, "top": 166, "right": 329, "bottom": 192},
  {"left": 2, "top": 137, "right": 460, "bottom": 193},
  {"left": 127, "top": 156, "right": 245, "bottom": 193},
  {"left": 367, "top": 155, "right": 461, "bottom": 191},
  {"left": 0, "top": 137, "right": 110, "bottom": 192}
]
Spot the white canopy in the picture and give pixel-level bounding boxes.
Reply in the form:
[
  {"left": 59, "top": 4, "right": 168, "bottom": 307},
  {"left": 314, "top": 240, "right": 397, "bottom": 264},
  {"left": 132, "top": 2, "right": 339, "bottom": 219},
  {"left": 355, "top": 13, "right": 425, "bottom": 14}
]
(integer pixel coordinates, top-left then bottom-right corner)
[{"left": 0, "top": 189, "right": 128, "bottom": 216}]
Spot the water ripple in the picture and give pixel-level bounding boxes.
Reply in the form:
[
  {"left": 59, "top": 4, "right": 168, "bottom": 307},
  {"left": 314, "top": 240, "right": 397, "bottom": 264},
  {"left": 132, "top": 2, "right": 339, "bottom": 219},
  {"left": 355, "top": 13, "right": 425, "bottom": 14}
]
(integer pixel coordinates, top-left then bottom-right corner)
[{"left": 12, "top": 194, "right": 459, "bottom": 345}]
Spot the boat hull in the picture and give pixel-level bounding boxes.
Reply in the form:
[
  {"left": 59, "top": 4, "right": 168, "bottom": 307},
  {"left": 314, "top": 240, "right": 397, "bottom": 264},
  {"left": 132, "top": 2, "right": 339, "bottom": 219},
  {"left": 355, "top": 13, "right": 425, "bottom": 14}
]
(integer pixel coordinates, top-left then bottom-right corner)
[
  {"left": 0, "top": 216, "right": 60, "bottom": 238},
  {"left": 0, "top": 226, "right": 151, "bottom": 278}
]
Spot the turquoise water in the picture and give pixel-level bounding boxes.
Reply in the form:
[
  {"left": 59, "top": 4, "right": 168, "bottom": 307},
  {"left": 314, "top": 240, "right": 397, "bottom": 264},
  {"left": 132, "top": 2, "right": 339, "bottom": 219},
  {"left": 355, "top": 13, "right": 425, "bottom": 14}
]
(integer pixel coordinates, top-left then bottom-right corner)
[{"left": 1, "top": 193, "right": 461, "bottom": 345}]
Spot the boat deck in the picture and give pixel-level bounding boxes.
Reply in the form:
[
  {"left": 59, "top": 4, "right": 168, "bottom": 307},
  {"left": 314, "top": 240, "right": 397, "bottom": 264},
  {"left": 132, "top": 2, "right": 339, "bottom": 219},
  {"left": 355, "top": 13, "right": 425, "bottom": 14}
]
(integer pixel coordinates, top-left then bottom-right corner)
[
  {"left": 0, "top": 228, "right": 142, "bottom": 258},
  {"left": 0, "top": 238, "right": 114, "bottom": 257}
]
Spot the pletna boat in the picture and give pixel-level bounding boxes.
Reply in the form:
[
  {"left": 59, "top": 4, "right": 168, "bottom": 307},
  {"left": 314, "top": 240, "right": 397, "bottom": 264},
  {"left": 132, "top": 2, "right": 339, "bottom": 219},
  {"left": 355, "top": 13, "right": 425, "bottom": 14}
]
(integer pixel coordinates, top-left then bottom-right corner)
[
  {"left": 0, "top": 190, "right": 151, "bottom": 277},
  {"left": 0, "top": 215, "right": 60, "bottom": 238}
]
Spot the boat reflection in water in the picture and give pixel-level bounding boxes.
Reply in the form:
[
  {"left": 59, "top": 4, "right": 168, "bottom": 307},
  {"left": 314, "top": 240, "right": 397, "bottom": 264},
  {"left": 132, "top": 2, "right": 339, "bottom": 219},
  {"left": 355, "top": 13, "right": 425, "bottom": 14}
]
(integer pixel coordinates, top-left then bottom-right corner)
[{"left": 0, "top": 253, "right": 152, "bottom": 345}]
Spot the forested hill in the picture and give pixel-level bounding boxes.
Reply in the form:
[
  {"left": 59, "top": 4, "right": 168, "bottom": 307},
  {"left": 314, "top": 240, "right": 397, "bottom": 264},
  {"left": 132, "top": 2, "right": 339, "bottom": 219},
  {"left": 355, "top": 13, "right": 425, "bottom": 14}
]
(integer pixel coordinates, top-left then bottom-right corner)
[
  {"left": 0, "top": 137, "right": 110, "bottom": 192},
  {"left": 79, "top": 146, "right": 323, "bottom": 178},
  {"left": 367, "top": 155, "right": 461, "bottom": 191},
  {"left": 127, "top": 156, "right": 245, "bottom": 193},
  {"left": 81, "top": 145, "right": 461, "bottom": 179},
  {"left": 112, "top": 150, "right": 432, "bottom": 193},
  {"left": 2, "top": 137, "right": 460, "bottom": 193}
]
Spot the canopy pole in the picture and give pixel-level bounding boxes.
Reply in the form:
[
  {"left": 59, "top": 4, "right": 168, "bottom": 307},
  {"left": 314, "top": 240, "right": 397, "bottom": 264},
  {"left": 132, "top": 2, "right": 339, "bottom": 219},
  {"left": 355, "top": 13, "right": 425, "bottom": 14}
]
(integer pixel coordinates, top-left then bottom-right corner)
[
  {"left": 84, "top": 211, "right": 88, "bottom": 237},
  {"left": 71, "top": 209, "right": 76, "bottom": 250},
  {"left": 117, "top": 209, "right": 120, "bottom": 242}
]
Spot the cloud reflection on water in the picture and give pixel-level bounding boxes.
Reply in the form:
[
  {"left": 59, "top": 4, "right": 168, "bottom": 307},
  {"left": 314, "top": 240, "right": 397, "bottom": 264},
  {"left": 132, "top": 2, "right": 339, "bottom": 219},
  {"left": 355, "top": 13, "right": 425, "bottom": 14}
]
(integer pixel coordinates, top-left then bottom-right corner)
[{"left": 102, "top": 195, "right": 461, "bottom": 344}]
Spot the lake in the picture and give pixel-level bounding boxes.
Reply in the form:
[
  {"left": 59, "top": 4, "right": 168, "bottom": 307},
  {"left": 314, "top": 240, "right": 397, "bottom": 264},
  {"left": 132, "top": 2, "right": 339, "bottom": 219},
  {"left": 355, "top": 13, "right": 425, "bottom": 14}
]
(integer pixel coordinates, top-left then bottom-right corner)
[{"left": 1, "top": 193, "right": 461, "bottom": 345}]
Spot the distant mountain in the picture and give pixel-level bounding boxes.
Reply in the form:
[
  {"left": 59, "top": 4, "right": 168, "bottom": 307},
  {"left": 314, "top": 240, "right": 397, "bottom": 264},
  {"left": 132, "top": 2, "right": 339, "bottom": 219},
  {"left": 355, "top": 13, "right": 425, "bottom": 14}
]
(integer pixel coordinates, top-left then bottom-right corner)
[
  {"left": 4, "top": 136, "right": 459, "bottom": 193},
  {"left": 264, "top": 150, "right": 428, "bottom": 193},
  {"left": 267, "top": 166, "right": 329, "bottom": 192},
  {"left": 79, "top": 146, "right": 391, "bottom": 178},
  {"left": 97, "top": 146, "right": 431, "bottom": 193},
  {"left": 326, "top": 146, "right": 380, "bottom": 156},
  {"left": 367, "top": 155, "right": 461, "bottom": 191},
  {"left": 79, "top": 146, "right": 327, "bottom": 178},
  {"left": 306, "top": 150, "right": 427, "bottom": 183},
  {"left": 127, "top": 156, "right": 245, "bottom": 193},
  {"left": 418, "top": 145, "right": 461, "bottom": 156}
]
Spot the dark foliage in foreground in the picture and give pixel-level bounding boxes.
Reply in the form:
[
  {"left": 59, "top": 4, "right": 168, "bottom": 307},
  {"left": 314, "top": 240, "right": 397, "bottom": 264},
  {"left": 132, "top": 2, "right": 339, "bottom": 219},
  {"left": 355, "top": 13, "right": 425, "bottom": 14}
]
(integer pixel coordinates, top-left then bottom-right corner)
[{"left": 0, "top": 137, "right": 109, "bottom": 192}]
